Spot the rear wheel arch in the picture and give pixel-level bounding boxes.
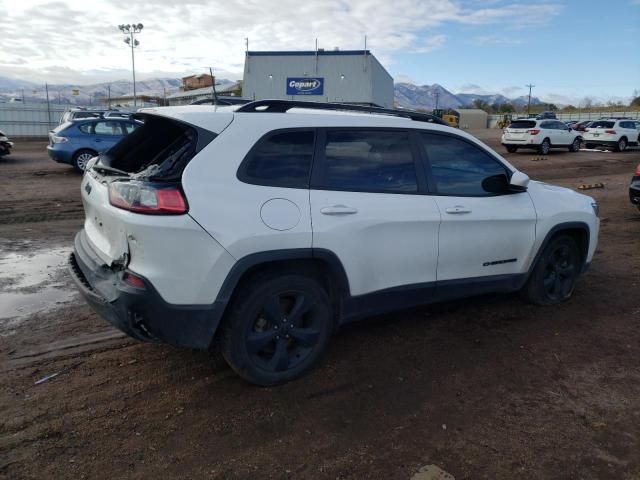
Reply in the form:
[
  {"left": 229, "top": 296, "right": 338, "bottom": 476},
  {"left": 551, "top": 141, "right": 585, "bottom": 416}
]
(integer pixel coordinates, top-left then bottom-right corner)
[{"left": 214, "top": 249, "right": 350, "bottom": 333}]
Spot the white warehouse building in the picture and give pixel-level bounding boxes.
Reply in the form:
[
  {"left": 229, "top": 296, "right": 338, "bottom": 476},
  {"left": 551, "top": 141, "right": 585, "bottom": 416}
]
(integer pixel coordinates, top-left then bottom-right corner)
[{"left": 242, "top": 50, "right": 394, "bottom": 108}]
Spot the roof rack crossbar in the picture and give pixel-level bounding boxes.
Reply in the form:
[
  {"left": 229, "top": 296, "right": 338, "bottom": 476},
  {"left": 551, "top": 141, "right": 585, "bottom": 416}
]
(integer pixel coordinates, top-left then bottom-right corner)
[{"left": 235, "top": 100, "right": 449, "bottom": 125}]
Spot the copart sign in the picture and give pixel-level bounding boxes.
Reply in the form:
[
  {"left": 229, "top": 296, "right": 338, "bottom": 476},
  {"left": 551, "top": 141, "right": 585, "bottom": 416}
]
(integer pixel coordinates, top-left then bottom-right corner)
[{"left": 286, "top": 77, "right": 324, "bottom": 95}]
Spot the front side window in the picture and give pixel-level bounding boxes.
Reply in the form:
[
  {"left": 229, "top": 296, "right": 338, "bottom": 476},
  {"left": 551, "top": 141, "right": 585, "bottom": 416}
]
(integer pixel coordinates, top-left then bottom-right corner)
[
  {"left": 420, "top": 133, "right": 509, "bottom": 196},
  {"left": 240, "top": 130, "right": 315, "bottom": 188},
  {"left": 93, "top": 121, "right": 123, "bottom": 136},
  {"left": 318, "top": 130, "right": 417, "bottom": 193}
]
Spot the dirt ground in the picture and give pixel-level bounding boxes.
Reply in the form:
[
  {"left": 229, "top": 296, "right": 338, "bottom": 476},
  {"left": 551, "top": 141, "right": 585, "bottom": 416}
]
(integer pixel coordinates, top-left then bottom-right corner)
[{"left": 1, "top": 134, "right": 639, "bottom": 480}]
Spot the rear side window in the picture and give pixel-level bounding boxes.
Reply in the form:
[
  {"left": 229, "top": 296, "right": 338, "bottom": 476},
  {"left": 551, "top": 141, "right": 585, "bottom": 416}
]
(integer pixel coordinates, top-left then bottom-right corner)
[
  {"left": 239, "top": 130, "right": 315, "bottom": 188},
  {"left": 78, "top": 123, "right": 93, "bottom": 133},
  {"left": 420, "top": 133, "right": 509, "bottom": 196},
  {"left": 540, "top": 121, "right": 554, "bottom": 129},
  {"left": 316, "top": 130, "right": 417, "bottom": 193},
  {"left": 509, "top": 120, "right": 536, "bottom": 129},
  {"left": 94, "top": 121, "right": 123, "bottom": 135}
]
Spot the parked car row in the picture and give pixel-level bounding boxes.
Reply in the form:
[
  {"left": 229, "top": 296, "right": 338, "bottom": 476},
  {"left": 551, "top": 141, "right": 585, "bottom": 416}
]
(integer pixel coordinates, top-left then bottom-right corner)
[
  {"left": 502, "top": 118, "right": 639, "bottom": 154},
  {"left": 59, "top": 107, "right": 134, "bottom": 124}
]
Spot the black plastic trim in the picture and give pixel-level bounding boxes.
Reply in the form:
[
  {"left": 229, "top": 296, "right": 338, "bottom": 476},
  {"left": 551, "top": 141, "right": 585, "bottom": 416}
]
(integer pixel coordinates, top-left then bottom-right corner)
[{"left": 527, "top": 222, "right": 591, "bottom": 275}]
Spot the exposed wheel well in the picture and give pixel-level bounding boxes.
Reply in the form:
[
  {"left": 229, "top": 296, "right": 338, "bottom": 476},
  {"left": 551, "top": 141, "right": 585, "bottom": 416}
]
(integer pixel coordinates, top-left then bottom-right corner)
[
  {"left": 215, "top": 255, "right": 349, "bottom": 343},
  {"left": 548, "top": 227, "right": 589, "bottom": 267}
]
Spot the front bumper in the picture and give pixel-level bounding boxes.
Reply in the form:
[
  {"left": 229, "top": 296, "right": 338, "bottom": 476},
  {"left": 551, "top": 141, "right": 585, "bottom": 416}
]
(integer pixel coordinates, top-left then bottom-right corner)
[{"left": 69, "top": 230, "right": 224, "bottom": 349}]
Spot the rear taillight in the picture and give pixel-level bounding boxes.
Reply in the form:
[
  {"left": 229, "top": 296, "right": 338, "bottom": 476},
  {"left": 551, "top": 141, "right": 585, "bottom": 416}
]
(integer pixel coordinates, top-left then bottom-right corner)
[
  {"left": 527, "top": 129, "right": 540, "bottom": 135},
  {"left": 108, "top": 181, "right": 188, "bottom": 215},
  {"left": 51, "top": 135, "right": 68, "bottom": 143},
  {"left": 635, "top": 164, "right": 640, "bottom": 176},
  {"left": 123, "top": 272, "right": 146, "bottom": 289},
  {"left": 605, "top": 130, "right": 616, "bottom": 134}
]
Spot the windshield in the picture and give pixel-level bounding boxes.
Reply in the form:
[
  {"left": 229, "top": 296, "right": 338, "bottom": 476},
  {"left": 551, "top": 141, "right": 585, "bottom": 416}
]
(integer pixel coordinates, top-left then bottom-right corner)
[
  {"left": 588, "top": 121, "right": 615, "bottom": 129},
  {"left": 508, "top": 120, "right": 536, "bottom": 129}
]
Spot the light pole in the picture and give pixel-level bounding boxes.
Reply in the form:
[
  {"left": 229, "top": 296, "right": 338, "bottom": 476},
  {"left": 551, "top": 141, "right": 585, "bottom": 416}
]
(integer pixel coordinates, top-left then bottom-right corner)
[
  {"left": 526, "top": 83, "right": 535, "bottom": 117},
  {"left": 118, "top": 23, "right": 143, "bottom": 107}
]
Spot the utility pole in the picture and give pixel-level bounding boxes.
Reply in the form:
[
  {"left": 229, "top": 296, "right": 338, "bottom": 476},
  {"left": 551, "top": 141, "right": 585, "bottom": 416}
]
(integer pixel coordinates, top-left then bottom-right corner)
[
  {"left": 45, "top": 83, "right": 52, "bottom": 128},
  {"left": 118, "top": 23, "right": 144, "bottom": 108},
  {"left": 526, "top": 83, "right": 535, "bottom": 116},
  {"left": 107, "top": 84, "right": 111, "bottom": 108},
  {"left": 434, "top": 90, "right": 440, "bottom": 110}
]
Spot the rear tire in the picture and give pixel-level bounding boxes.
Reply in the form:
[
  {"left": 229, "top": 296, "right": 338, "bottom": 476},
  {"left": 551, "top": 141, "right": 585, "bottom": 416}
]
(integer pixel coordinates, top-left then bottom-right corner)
[
  {"left": 568, "top": 137, "right": 581, "bottom": 152},
  {"left": 538, "top": 138, "right": 551, "bottom": 155},
  {"left": 506, "top": 145, "right": 518, "bottom": 153},
  {"left": 615, "top": 137, "right": 627, "bottom": 152},
  {"left": 220, "top": 274, "right": 333, "bottom": 386},
  {"left": 521, "top": 235, "right": 581, "bottom": 306},
  {"left": 72, "top": 149, "right": 97, "bottom": 172}
]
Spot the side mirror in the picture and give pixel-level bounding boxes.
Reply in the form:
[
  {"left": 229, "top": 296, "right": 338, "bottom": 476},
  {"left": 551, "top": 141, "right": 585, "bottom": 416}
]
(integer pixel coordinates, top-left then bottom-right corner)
[{"left": 509, "top": 171, "right": 530, "bottom": 192}]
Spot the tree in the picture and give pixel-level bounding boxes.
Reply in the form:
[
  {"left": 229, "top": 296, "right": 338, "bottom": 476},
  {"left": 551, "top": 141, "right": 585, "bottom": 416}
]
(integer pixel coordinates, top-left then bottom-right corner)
[
  {"left": 472, "top": 99, "right": 490, "bottom": 112},
  {"left": 499, "top": 102, "right": 515, "bottom": 113},
  {"left": 546, "top": 103, "right": 558, "bottom": 111},
  {"left": 631, "top": 96, "right": 640, "bottom": 108}
]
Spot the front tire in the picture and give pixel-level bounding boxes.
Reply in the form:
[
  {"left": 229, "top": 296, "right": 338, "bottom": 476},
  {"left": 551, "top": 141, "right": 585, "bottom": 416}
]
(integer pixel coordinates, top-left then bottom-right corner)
[
  {"left": 506, "top": 145, "right": 518, "bottom": 153},
  {"left": 521, "top": 235, "right": 581, "bottom": 305},
  {"left": 72, "top": 149, "right": 97, "bottom": 172},
  {"left": 220, "top": 274, "right": 333, "bottom": 386},
  {"left": 538, "top": 138, "right": 551, "bottom": 155}
]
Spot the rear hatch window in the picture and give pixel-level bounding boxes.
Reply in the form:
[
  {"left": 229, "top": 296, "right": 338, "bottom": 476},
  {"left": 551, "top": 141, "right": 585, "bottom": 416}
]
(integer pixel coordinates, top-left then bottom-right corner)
[
  {"left": 508, "top": 120, "right": 536, "bottom": 129},
  {"left": 98, "top": 114, "right": 217, "bottom": 181},
  {"left": 588, "top": 121, "right": 615, "bottom": 129}
]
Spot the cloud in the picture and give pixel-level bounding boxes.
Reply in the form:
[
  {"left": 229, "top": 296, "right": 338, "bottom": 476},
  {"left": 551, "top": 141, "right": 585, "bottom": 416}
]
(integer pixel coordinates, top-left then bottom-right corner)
[
  {"left": 413, "top": 34, "right": 447, "bottom": 53},
  {"left": 0, "top": 0, "right": 562, "bottom": 84},
  {"left": 475, "top": 35, "right": 523, "bottom": 45}
]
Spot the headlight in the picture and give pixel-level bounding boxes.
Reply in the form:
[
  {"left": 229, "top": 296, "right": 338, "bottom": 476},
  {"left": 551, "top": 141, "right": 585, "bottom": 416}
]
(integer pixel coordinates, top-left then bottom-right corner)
[{"left": 591, "top": 202, "right": 599, "bottom": 216}]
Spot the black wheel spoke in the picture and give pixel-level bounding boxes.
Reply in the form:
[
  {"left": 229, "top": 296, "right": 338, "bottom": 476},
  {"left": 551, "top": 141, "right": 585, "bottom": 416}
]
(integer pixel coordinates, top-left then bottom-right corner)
[
  {"left": 290, "top": 327, "right": 320, "bottom": 348},
  {"left": 288, "top": 295, "right": 314, "bottom": 326},
  {"left": 553, "top": 277, "right": 563, "bottom": 295},
  {"left": 246, "top": 330, "right": 277, "bottom": 354},
  {"left": 557, "top": 264, "right": 575, "bottom": 277},
  {"left": 262, "top": 295, "right": 282, "bottom": 324},
  {"left": 267, "top": 339, "right": 289, "bottom": 372},
  {"left": 543, "top": 275, "right": 555, "bottom": 290}
]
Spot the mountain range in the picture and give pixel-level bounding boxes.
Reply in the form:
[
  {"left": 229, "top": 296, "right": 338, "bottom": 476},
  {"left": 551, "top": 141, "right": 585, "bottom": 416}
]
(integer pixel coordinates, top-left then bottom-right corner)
[{"left": 0, "top": 75, "right": 544, "bottom": 109}]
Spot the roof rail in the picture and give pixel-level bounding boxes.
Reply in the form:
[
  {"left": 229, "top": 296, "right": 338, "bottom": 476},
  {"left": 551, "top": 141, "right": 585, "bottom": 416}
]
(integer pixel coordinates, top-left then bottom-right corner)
[{"left": 235, "top": 99, "right": 449, "bottom": 126}]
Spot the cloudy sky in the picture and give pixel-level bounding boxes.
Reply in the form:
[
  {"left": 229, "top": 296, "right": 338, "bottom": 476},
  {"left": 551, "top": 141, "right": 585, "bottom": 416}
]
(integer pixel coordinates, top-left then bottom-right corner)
[{"left": 1, "top": 0, "right": 639, "bottom": 103}]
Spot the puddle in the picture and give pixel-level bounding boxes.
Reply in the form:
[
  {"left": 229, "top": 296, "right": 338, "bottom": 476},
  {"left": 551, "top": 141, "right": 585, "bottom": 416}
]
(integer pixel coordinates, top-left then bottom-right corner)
[{"left": 0, "top": 246, "right": 80, "bottom": 323}]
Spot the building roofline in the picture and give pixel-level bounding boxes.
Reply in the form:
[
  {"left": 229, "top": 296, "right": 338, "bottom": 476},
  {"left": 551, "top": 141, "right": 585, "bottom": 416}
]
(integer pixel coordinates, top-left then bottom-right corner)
[{"left": 247, "top": 50, "right": 371, "bottom": 57}]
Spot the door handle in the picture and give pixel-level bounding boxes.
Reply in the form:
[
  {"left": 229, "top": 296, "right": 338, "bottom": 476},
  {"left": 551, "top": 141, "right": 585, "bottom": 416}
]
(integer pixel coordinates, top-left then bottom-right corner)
[
  {"left": 445, "top": 206, "right": 471, "bottom": 214},
  {"left": 320, "top": 205, "right": 358, "bottom": 215}
]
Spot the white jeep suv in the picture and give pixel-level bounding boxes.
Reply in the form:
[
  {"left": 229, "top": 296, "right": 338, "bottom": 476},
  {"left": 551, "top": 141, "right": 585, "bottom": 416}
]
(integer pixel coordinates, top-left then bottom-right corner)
[
  {"left": 501, "top": 118, "right": 583, "bottom": 154},
  {"left": 69, "top": 100, "right": 600, "bottom": 386},
  {"left": 583, "top": 119, "right": 639, "bottom": 152}
]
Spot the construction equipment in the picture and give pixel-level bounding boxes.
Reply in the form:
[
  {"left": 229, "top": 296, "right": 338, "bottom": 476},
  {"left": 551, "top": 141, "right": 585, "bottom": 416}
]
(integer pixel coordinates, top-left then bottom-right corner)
[
  {"left": 442, "top": 113, "right": 459, "bottom": 128},
  {"left": 497, "top": 114, "right": 513, "bottom": 129}
]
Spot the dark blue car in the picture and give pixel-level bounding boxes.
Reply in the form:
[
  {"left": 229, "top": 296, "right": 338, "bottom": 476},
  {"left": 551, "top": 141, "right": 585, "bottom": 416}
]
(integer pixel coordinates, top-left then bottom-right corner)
[{"left": 47, "top": 118, "right": 141, "bottom": 172}]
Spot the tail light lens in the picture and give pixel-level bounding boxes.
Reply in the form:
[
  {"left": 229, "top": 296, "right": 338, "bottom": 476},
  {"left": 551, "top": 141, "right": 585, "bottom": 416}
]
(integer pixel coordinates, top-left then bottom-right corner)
[
  {"left": 635, "top": 164, "right": 640, "bottom": 176},
  {"left": 123, "top": 272, "right": 146, "bottom": 289},
  {"left": 527, "top": 129, "right": 540, "bottom": 135},
  {"left": 604, "top": 130, "right": 616, "bottom": 134},
  {"left": 51, "top": 135, "right": 69, "bottom": 143},
  {"left": 109, "top": 181, "right": 188, "bottom": 215}
]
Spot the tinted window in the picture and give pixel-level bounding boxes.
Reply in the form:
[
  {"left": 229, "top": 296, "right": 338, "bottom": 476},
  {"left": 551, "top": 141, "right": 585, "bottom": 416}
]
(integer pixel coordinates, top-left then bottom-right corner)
[
  {"left": 554, "top": 121, "right": 568, "bottom": 129},
  {"left": 123, "top": 122, "right": 140, "bottom": 134},
  {"left": 420, "top": 133, "right": 508, "bottom": 196},
  {"left": 589, "top": 121, "right": 615, "bottom": 129},
  {"left": 94, "top": 121, "right": 123, "bottom": 135},
  {"left": 319, "top": 130, "right": 417, "bottom": 193},
  {"left": 540, "top": 121, "right": 554, "bottom": 129},
  {"left": 242, "top": 130, "right": 314, "bottom": 188},
  {"left": 509, "top": 120, "right": 536, "bottom": 129}
]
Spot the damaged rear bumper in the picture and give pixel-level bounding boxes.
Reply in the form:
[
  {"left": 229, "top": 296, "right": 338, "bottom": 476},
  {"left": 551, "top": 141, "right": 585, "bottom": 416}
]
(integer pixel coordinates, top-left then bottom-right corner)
[{"left": 69, "top": 230, "right": 224, "bottom": 349}]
